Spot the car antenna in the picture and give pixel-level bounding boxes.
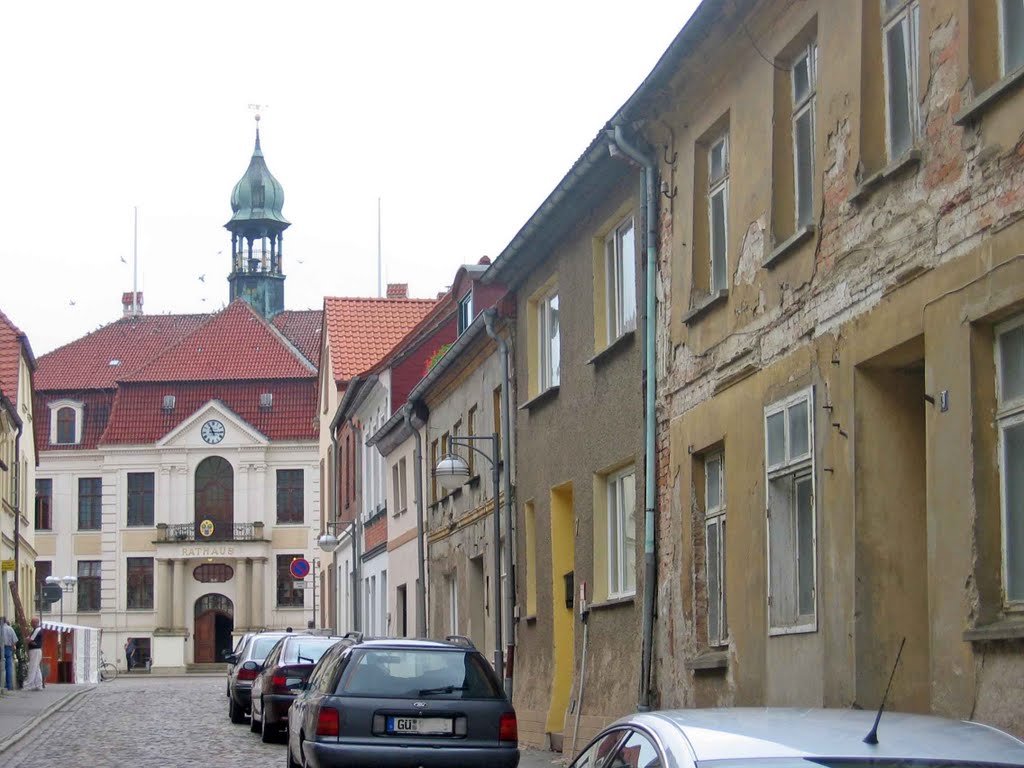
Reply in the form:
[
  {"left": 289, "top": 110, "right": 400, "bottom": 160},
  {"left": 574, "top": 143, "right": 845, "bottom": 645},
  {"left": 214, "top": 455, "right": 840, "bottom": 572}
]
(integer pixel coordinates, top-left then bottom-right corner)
[{"left": 863, "top": 636, "right": 906, "bottom": 745}]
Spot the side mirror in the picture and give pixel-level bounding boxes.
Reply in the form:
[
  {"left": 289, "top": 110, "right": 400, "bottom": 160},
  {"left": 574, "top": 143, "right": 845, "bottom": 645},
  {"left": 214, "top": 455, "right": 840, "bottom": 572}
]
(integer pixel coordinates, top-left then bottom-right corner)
[{"left": 241, "top": 661, "right": 260, "bottom": 672}]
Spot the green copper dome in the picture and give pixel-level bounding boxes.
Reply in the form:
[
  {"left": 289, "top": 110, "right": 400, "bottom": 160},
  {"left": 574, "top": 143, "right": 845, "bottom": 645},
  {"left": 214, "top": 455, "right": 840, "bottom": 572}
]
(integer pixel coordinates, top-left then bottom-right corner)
[{"left": 228, "top": 128, "right": 290, "bottom": 226}]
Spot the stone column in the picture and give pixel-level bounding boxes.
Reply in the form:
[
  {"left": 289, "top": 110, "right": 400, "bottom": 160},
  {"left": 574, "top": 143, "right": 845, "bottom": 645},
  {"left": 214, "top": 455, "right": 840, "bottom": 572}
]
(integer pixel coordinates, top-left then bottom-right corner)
[
  {"left": 235, "top": 558, "right": 250, "bottom": 630},
  {"left": 252, "top": 558, "right": 266, "bottom": 629},
  {"left": 173, "top": 558, "right": 187, "bottom": 629},
  {"left": 156, "top": 559, "right": 171, "bottom": 628}
]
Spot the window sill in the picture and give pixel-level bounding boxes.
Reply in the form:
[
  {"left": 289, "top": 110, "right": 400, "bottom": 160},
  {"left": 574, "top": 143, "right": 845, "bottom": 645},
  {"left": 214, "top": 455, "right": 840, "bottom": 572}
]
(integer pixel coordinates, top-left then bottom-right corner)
[
  {"left": 682, "top": 289, "right": 728, "bottom": 326},
  {"left": 963, "top": 616, "right": 1024, "bottom": 642},
  {"left": 590, "top": 594, "right": 635, "bottom": 611},
  {"left": 588, "top": 330, "right": 635, "bottom": 367},
  {"left": 127, "top": 608, "right": 154, "bottom": 613},
  {"left": 126, "top": 524, "right": 156, "bottom": 529},
  {"left": 684, "top": 649, "right": 729, "bottom": 672},
  {"left": 954, "top": 65, "right": 1024, "bottom": 126},
  {"left": 764, "top": 225, "right": 816, "bottom": 270},
  {"left": 519, "top": 385, "right": 560, "bottom": 412},
  {"left": 850, "top": 149, "right": 922, "bottom": 203},
  {"left": 768, "top": 622, "right": 817, "bottom": 637}
]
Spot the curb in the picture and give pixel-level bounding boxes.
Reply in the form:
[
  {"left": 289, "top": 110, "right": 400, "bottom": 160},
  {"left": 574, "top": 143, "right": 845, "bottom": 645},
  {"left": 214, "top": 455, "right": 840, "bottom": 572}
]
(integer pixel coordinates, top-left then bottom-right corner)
[{"left": 0, "top": 687, "right": 94, "bottom": 755}]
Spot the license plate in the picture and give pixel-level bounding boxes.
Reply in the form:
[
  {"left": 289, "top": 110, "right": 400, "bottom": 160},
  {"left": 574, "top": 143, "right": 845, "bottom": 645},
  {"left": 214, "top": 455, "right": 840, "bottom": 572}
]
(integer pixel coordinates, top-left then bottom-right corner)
[{"left": 386, "top": 716, "right": 453, "bottom": 735}]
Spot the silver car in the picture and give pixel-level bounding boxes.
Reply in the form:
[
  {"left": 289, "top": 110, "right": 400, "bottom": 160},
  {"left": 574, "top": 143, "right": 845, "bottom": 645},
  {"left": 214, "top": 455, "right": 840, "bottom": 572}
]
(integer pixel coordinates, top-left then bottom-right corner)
[{"left": 569, "top": 708, "right": 1024, "bottom": 768}]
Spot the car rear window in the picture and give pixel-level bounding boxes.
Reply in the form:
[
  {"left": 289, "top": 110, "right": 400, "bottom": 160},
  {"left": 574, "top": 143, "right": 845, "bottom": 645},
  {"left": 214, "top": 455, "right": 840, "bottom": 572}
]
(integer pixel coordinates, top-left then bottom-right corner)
[
  {"left": 283, "top": 638, "right": 338, "bottom": 665},
  {"left": 250, "top": 637, "right": 282, "bottom": 660},
  {"left": 341, "top": 648, "right": 503, "bottom": 699}
]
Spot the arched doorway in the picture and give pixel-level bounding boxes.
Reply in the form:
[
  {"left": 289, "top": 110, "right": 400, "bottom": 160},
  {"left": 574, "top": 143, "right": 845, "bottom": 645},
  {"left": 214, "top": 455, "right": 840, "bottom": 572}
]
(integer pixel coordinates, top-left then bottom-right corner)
[
  {"left": 195, "top": 456, "right": 234, "bottom": 540},
  {"left": 194, "top": 593, "right": 234, "bottom": 663}
]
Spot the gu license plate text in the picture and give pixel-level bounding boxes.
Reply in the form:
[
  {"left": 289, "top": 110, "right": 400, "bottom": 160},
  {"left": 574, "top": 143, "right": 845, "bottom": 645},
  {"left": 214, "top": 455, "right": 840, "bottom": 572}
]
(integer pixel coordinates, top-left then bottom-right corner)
[{"left": 387, "top": 717, "right": 452, "bottom": 735}]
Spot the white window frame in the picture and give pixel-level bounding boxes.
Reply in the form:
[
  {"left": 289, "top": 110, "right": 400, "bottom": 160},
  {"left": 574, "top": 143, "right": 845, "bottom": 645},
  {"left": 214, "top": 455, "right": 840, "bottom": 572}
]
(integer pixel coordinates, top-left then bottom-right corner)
[
  {"left": 604, "top": 215, "right": 638, "bottom": 343},
  {"left": 708, "top": 134, "right": 730, "bottom": 293},
  {"left": 537, "top": 289, "right": 560, "bottom": 392},
  {"left": 765, "top": 387, "right": 817, "bottom": 635},
  {"left": 607, "top": 466, "right": 637, "bottom": 599},
  {"left": 49, "top": 399, "right": 84, "bottom": 446},
  {"left": 1000, "top": 0, "right": 1024, "bottom": 76},
  {"left": 458, "top": 290, "right": 474, "bottom": 335},
  {"left": 996, "top": 314, "right": 1024, "bottom": 607},
  {"left": 881, "top": 0, "right": 921, "bottom": 161},
  {"left": 704, "top": 451, "right": 728, "bottom": 647},
  {"left": 792, "top": 43, "right": 818, "bottom": 229}
]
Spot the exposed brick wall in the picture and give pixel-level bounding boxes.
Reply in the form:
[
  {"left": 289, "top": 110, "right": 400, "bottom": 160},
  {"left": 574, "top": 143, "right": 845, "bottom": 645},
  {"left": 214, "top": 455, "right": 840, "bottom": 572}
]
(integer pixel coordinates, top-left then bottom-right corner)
[{"left": 364, "top": 511, "right": 388, "bottom": 552}]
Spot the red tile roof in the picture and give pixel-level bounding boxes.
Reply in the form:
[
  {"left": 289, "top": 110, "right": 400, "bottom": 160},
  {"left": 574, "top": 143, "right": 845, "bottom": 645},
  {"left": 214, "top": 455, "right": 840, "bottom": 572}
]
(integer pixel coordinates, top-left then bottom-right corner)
[
  {"left": 121, "top": 300, "right": 315, "bottom": 383},
  {"left": 99, "top": 380, "right": 317, "bottom": 444},
  {"left": 0, "top": 309, "right": 34, "bottom": 409},
  {"left": 272, "top": 309, "right": 323, "bottom": 366},
  {"left": 35, "top": 313, "right": 208, "bottom": 390},
  {"left": 32, "top": 390, "right": 115, "bottom": 452},
  {"left": 323, "top": 297, "right": 436, "bottom": 385}
]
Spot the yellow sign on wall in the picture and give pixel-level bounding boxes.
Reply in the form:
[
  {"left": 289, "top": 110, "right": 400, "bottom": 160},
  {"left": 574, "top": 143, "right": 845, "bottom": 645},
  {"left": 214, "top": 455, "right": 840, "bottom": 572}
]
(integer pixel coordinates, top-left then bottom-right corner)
[
  {"left": 199, "top": 519, "right": 215, "bottom": 538},
  {"left": 0, "top": 559, "right": 15, "bottom": 572}
]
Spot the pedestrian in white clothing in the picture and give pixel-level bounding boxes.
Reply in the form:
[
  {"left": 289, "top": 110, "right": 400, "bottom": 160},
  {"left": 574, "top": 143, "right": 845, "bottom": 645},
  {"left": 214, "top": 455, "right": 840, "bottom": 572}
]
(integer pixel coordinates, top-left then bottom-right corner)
[{"left": 24, "top": 618, "right": 44, "bottom": 691}]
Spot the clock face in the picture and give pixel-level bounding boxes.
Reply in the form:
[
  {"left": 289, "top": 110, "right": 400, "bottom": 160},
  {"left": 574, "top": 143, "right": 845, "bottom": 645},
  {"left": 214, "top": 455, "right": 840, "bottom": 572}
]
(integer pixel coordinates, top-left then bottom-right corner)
[{"left": 201, "top": 419, "right": 226, "bottom": 444}]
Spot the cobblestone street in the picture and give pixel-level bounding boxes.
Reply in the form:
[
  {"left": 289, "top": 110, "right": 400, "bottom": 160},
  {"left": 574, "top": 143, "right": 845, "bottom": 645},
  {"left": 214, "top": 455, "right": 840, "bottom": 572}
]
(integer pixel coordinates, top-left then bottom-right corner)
[{"left": 2, "top": 677, "right": 563, "bottom": 768}]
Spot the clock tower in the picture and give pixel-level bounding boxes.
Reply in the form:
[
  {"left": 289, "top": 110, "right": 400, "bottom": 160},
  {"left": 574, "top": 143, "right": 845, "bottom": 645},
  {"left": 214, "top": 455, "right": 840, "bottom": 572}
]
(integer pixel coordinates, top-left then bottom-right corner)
[{"left": 225, "top": 114, "right": 290, "bottom": 319}]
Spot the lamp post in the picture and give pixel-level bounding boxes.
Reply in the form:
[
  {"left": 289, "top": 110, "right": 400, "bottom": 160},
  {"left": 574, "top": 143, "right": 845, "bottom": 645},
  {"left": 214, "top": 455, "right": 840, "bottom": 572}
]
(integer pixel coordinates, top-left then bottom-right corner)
[
  {"left": 318, "top": 521, "right": 344, "bottom": 632},
  {"left": 435, "top": 432, "right": 507, "bottom": 695},
  {"left": 44, "top": 575, "right": 77, "bottom": 623}
]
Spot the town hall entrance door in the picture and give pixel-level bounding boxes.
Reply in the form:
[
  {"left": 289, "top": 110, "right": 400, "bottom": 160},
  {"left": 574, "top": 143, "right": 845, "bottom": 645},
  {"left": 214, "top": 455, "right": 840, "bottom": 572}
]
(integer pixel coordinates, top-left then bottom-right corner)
[{"left": 194, "top": 594, "right": 234, "bottom": 663}]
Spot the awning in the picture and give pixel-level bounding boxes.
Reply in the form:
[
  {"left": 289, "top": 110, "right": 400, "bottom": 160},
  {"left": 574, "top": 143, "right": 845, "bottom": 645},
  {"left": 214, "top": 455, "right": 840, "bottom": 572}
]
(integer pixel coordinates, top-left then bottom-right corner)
[{"left": 42, "top": 620, "right": 95, "bottom": 634}]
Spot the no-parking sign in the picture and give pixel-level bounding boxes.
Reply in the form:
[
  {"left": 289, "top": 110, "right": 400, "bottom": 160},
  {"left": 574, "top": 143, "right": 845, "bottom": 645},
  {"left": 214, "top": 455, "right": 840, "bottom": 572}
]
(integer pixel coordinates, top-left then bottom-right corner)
[{"left": 289, "top": 557, "right": 311, "bottom": 579}]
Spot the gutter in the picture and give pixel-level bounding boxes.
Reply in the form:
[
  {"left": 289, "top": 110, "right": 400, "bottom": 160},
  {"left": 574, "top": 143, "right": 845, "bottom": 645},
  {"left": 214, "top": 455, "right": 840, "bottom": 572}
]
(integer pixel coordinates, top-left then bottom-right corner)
[
  {"left": 607, "top": 124, "right": 659, "bottom": 712},
  {"left": 404, "top": 404, "right": 427, "bottom": 637}
]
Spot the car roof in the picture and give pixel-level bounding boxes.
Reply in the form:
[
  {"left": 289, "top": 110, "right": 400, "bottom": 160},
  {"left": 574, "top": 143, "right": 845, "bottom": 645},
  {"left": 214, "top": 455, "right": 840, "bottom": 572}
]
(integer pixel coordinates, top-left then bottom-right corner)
[
  {"left": 353, "top": 638, "right": 475, "bottom": 651},
  {"left": 624, "top": 708, "right": 1024, "bottom": 764}
]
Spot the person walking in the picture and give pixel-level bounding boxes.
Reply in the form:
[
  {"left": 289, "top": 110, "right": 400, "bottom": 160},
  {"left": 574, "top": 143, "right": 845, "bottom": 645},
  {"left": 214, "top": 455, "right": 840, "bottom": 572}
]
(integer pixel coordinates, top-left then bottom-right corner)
[
  {"left": 24, "top": 618, "right": 44, "bottom": 691},
  {"left": 125, "top": 638, "right": 136, "bottom": 671},
  {"left": 1, "top": 617, "right": 17, "bottom": 690}
]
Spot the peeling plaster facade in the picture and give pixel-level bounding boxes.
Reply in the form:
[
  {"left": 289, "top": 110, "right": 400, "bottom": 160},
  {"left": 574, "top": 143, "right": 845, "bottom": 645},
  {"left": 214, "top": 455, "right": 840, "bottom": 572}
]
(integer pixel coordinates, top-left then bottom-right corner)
[{"left": 644, "top": 0, "right": 1024, "bottom": 736}]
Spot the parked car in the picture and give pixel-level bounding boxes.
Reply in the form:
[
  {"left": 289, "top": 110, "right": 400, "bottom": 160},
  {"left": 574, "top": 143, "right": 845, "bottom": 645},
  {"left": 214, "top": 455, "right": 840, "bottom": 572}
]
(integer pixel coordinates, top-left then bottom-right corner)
[
  {"left": 226, "top": 631, "right": 290, "bottom": 724},
  {"left": 569, "top": 707, "right": 1024, "bottom": 768},
  {"left": 286, "top": 635, "right": 518, "bottom": 768},
  {"left": 249, "top": 633, "right": 350, "bottom": 743},
  {"left": 225, "top": 631, "right": 255, "bottom": 698}
]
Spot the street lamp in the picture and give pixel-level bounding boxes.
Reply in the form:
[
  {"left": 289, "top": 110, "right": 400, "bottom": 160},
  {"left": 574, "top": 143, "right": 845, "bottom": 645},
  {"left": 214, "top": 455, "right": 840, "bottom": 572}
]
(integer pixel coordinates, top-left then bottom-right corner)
[
  {"left": 434, "top": 433, "right": 507, "bottom": 695},
  {"left": 317, "top": 522, "right": 341, "bottom": 553},
  {"left": 44, "top": 575, "right": 77, "bottom": 622}
]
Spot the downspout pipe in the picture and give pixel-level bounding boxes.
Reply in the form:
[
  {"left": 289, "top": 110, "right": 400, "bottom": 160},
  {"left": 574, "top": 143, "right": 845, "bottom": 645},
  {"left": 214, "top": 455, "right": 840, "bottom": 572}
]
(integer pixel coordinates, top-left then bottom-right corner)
[
  {"left": 328, "top": 414, "right": 342, "bottom": 629},
  {"left": 609, "top": 123, "right": 658, "bottom": 711},
  {"left": 404, "top": 404, "right": 427, "bottom": 637},
  {"left": 484, "top": 308, "right": 514, "bottom": 698},
  {"left": 12, "top": 417, "right": 23, "bottom": 593},
  {"left": 349, "top": 417, "right": 363, "bottom": 632}
]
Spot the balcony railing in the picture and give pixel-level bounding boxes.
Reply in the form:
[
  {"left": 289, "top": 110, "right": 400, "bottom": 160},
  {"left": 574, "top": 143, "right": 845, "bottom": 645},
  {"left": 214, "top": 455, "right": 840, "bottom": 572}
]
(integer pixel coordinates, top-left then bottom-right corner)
[{"left": 157, "top": 522, "right": 263, "bottom": 543}]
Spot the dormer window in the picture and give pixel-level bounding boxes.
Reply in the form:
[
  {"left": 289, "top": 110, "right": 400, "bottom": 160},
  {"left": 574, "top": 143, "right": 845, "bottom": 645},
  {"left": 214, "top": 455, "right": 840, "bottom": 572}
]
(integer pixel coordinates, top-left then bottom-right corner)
[
  {"left": 162, "top": 395, "right": 176, "bottom": 412},
  {"left": 49, "top": 399, "right": 84, "bottom": 446},
  {"left": 259, "top": 392, "right": 274, "bottom": 410},
  {"left": 458, "top": 290, "right": 474, "bottom": 335}
]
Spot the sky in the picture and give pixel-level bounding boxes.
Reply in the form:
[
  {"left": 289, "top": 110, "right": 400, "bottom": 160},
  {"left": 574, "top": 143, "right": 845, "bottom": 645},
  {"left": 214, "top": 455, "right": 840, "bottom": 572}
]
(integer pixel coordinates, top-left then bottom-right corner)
[{"left": 0, "top": 0, "right": 699, "bottom": 356}]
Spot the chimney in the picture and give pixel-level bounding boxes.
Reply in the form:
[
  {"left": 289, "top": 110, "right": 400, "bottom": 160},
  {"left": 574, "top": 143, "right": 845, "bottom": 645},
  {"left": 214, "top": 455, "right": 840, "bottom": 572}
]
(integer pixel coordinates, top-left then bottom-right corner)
[
  {"left": 122, "top": 291, "right": 143, "bottom": 317},
  {"left": 386, "top": 283, "right": 408, "bottom": 299}
]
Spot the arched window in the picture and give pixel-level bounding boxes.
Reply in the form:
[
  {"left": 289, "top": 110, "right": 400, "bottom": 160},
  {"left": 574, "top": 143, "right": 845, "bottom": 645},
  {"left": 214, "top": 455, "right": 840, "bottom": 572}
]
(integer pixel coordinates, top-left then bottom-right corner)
[
  {"left": 57, "top": 407, "right": 76, "bottom": 444},
  {"left": 195, "top": 593, "right": 233, "bottom": 617},
  {"left": 195, "top": 457, "right": 234, "bottom": 533},
  {"left": 193, "top": 563, "right": 234, "bottom": 583}
]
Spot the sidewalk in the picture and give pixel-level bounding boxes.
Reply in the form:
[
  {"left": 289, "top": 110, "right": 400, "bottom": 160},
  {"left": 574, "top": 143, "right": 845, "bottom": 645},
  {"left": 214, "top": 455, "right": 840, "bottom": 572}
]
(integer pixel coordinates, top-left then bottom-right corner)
[{"left": 0, "top": 684, "right": 93, "bottom": 754}]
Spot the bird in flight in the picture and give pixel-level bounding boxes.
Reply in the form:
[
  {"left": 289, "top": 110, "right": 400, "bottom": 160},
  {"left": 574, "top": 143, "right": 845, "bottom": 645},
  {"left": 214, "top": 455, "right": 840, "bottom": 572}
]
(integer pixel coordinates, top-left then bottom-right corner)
[
  {"left": 120, "top": 255, "right": 127, "bottom": 264},
  {"left": 68, "top": 300, "right": 76, "bottom": 307},
  {"left": 198, "top": 274, "right": 205, "bottom": 283}
]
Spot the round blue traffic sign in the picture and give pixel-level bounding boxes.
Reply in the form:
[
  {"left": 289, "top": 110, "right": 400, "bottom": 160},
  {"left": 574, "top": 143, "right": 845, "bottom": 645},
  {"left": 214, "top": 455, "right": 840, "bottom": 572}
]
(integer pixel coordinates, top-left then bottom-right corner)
[{"left": 289, "top": 558, "right": 310, "bottom": 579}]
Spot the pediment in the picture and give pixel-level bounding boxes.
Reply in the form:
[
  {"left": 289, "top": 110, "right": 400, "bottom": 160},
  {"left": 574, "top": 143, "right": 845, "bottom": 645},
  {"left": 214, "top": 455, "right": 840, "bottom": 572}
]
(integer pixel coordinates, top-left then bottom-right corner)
[{"left": 156, "top": 400, "right": 268, "bottom": 448}]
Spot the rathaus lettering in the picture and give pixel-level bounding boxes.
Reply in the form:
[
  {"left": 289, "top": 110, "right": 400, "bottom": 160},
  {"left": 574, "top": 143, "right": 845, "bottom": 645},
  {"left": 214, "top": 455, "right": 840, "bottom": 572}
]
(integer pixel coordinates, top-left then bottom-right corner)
[{"left": 180, "top": 546, "right": 235, "bottom": 557}]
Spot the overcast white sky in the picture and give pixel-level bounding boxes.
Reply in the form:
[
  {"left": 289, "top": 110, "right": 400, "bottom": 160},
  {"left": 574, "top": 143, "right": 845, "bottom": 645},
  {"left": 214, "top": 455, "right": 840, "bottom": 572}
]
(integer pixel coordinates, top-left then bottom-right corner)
[{"left": 0, "top": 1, "right": 699, "bottom": 355}]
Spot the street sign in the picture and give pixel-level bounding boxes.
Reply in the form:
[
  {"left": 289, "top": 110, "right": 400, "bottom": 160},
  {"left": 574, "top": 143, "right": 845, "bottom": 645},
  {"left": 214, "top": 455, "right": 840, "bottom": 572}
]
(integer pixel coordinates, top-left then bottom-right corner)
[
  {"left": 41, "top": 584, "right": 63, "bottom": 605},
  {"left": 289, "top": 557, "right": 310, "bottom": 579},
  {"left": 0, "top": 559, "right": 14, "bottom": 572},
  {"left": 292, "top": 580, "right": 308, "bottom": 590}
]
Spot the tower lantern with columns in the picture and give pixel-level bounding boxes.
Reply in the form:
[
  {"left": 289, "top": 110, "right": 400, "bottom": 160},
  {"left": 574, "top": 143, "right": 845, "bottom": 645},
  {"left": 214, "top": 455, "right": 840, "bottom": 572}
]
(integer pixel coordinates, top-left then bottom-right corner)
[{"left": 225, "top": 113, "right": 290, "bottom": 318}]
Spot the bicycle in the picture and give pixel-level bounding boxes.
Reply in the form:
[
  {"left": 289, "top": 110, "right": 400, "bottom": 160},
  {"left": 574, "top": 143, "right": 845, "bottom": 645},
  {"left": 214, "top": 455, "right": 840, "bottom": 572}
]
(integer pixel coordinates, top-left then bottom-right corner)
[{"left": 99, "top": 650, "right": 118, "bottom": 682}]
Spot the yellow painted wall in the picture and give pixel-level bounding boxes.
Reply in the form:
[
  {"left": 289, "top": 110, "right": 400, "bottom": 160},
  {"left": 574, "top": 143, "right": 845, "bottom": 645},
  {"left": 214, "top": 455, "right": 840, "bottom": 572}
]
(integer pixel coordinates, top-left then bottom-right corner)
[
  {"left": 271, "top": 526, "right": 309, "bottom": 550},
  {"left": 121, "top": 530, "right": 158, "bottom": 552},
  {"left": 547, "top": 483, "right": 574, "bottom": 734},
  {"left": 73, "top": 533, "right": 102, "bottom": 556}
]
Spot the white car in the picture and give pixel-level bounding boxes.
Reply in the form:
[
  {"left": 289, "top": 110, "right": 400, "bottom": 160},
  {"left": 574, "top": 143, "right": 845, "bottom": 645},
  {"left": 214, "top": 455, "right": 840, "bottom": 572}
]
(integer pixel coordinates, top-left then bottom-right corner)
[{"left": 569, "top": 708, "right": 1024, "bottom": 768}]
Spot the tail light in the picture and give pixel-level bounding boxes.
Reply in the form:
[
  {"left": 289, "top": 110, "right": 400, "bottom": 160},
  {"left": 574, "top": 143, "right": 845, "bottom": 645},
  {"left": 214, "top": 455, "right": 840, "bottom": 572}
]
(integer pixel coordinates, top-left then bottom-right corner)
[
  {"left": 271, "top": 674, "right": 288, "bottom": 692},
  {"left": 237, "top": 668, "right": 258, "bottom": 682},
  {"left": 317, "top": 707, "right": 340, "bottom": 738},
  {"left": 499, "top": 711, "right": 518, "bottom": 742}
]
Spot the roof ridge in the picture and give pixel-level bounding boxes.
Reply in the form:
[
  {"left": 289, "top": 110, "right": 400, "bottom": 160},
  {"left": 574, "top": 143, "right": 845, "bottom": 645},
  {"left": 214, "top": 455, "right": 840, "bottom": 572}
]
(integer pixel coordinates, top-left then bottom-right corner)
[
  {"left": 37, "top": 312, "right": 212, "bottom": 362},
  {"left": 324, "top": 296, "right": 437, "bottom": 304}
]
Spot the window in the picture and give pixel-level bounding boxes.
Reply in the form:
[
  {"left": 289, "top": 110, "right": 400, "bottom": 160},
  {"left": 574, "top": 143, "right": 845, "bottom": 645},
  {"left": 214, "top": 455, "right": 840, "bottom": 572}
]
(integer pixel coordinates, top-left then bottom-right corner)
[
  {"left": 126, "top": 557, "right": 154, "bottom": 610},
  {"left": 704, "top": 452, "right": 728, "bottom": 647},
  {"left": 707, "top": 134, "right": 730, "bottom": 293},
  {"left": 765, "top": 388, "right": 816, "bottom": 633},
  {"left": 78, "top": 560, "right": 102, "bottom": 612},
  {"left": 277, "top": 554, "right": 304, "bottom": 607},
  {"left": 78, "top": 477, "right": 102, "bottom": 530},
  {"left": 127, "top": 472, "right": 154, "bottom": 527},
  {"left": 792, "top": 44, "right": 817, "bottom": 229},
  {"left": 57, "top": 406, "right": 76, "bottom": 444},
  {"left": 1002, "top": 0, "right": 1024, "bottom": 75},
  {"left": 882, "top": 0, "right": 920, "bottom": 160},
  {"left": 997, "top": 316, "right": 1024, "bottom": 604},
  {"left": 458, "top": 290, "right": 474, "bottom": 335},
  {"left": 607, "top": 467, "right": 637, "bottom": 598},
  {"left": 276, "top": 469, "right": 304, "bottom": 524},
  {"left": 448, "top": 572, "right": 459, "bottom": 633},
  {"left": 35, "top": 561, "right": 52, "bottom": 613},
  {"left": 492, "top": 387, "right": 502, "bottom": 458},
  {"left": 524, "top": 501, "right": 538, "bottom": 616},
  {"left": 537, "top": 290, "right": 561, "bottom": 391},
  {"left": 467, "top": 406, "right": 477, "bottom": 476},
  {"left": 605, "top": 216, "right": 637, "bottom": 342},
  {"left": 35, "top": 479, "right": 52, "bottom": 531},
  {"left": 193, "top": 563, "right": 234, "bottom": 583},
  {"left": 611, "top": 730, "right": 663, "bottom": 768},
  {"left": 392, "top": 457, "right": 408, "bottom": 513}
]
